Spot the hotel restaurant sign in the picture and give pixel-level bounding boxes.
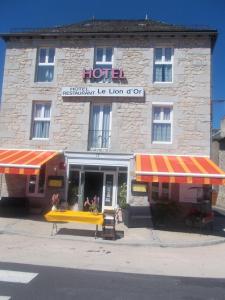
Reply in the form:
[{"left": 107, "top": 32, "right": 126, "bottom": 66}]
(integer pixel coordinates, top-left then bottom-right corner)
[
  {"left": 62, "top": 87, "right": 144, "bottom": 98},
  {"left": 62, "top": 68, "right": 144, "bottom": 97}
]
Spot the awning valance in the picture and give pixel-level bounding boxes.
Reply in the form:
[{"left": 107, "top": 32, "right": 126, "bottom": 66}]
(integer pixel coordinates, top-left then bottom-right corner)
[
  {"left": 0, "top": 149, "right": 60, "bottom": 175},
  {"left": 136, "top": 154, "right": 225, "bottom": 185}
]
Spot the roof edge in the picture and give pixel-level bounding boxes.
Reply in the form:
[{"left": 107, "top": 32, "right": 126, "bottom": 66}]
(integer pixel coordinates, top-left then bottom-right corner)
[{"left": 0, "top": 29, "right": 218, "bottom": 40}]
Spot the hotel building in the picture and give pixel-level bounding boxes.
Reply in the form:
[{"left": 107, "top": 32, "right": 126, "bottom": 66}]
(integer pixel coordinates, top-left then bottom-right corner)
[{"left": 0, "top": 19, "right": 224, "bottom": 218}]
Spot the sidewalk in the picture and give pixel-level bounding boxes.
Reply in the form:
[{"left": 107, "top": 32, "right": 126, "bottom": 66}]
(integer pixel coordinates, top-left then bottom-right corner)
[{"left": 0, "top": 211, "right": 225, "bottom": 248}]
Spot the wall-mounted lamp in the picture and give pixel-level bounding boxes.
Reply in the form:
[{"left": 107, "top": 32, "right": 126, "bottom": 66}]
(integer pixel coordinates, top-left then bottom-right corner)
[{"left": 53, "top": 166, "right": 58, "bottom": 175}]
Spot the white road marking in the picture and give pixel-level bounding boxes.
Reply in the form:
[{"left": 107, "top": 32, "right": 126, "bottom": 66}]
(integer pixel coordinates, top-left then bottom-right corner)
[
  {"left": 0, "top": 296, "right": 11, "bottom": 300},
  {"left": 0, "top": 270, "right": 38, "bottom": 283}
]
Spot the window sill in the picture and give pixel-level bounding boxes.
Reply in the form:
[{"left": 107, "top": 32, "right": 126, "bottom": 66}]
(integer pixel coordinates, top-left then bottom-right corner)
[
  {"left": 31, "top": 138, "right": 49, "bottom": 141},
  {"left": 88, "top": 148, "right": 110, "bottom": 152},
  {"left": 152, "top": 141, "right": 172, "bottom": 145},
  {"left": 31, "top": 82, "right": 57, "bottom": 88},
  {"left": 153, "top": 82, "right": 173, "bottom": 84}
]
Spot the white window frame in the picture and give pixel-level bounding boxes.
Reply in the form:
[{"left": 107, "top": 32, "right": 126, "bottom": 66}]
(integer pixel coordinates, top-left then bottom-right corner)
[
  {"left": 89, "top": 103, "right": 112, "bottom": 150},
  {"left": 94, "top": 47, "right": 114, "bottom": 66},
  {"left": 150, "top": 182, "right": 171, "bottom": 202},
  {"left": 152, "top": 104, "right": 173, "bottom": 144},
  {"left": 31, "top": 102, "right": 51, "bottom": 140},
  {"left": 35, "top": 48, "right": 55, "bottom": 82},
  {"left": 153, "top": 48, "right": 173, "bottom": 83},
  {"left": 93, "top": 47, "right": 114, "bottom": 83},
  {"left": 26, "top": 169, "right": 46, "bottom": 198}
]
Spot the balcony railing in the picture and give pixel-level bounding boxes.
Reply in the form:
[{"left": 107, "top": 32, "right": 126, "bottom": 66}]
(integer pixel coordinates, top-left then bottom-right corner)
[{"left": 88, "top": 130, "right": 111, "bottom": 150}]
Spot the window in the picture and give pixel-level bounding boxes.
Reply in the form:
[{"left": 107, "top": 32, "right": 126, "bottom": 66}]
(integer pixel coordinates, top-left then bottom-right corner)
[
  {"left": 93, "top": 47, "right": 113, "bottom": 82},
  {"left": 27, "top": 165, "right": 46, "bottom": 197},
  {"left": 153, "top": 48, "right": 173, "bottom": 82},
  {"left": 152, "top": 106, "right": 172, "bottom": 143},
  {"left": 31, "top": 102, "right": 51, "bottom": 139},
  {"left": 150, "top": 182, "right": 170, "bottom": 201},
  {"left": 35, "top": 48, "right": 55, "bottom": 82},
  {"left": 88, "top": 104, "right": 111, "bottom": 149}
]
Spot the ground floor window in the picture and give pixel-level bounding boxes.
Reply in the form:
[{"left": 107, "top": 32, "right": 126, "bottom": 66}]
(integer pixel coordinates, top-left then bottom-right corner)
[
  {"left": 26, "top": 165, "right": 46, "bottom": 197},
  {"left": 150, "top": 182, "right": 171, "bottom": 201}
]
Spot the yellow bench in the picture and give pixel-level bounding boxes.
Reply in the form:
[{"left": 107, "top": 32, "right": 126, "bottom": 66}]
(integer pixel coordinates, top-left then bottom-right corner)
[{"left": 44, "top": 210, "right": 104, "bottom": 238}]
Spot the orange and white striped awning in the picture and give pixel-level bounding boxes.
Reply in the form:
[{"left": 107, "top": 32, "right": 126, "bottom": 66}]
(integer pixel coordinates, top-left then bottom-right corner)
[
  {"left": 136, "top": 154, "right": 225, "bottom": 185},
  {"left": 0, "top": 149, "right": 60, "bottom": 175}
]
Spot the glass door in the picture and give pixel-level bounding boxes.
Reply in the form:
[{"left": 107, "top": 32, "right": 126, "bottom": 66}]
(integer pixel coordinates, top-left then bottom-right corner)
[
  {"left": 67, "top": 170, "right": 79, "bottom": 210},
  {"left": 102, "top": 172, "right": 116, "bottom": 211}
]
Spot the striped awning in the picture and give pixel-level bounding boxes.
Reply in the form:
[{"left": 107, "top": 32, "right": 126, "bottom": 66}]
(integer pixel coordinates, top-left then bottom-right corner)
[
  {"left": 136, "top": 154, "right": 225, "bottom": 185},
  {"left": 0, "top": 149, "right": 60, "bottom": 175}
]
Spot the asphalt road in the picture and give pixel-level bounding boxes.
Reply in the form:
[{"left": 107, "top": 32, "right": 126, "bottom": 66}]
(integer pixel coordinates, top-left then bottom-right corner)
[{"left": 0, "top": 262, "right": 225, "bottom": 300}]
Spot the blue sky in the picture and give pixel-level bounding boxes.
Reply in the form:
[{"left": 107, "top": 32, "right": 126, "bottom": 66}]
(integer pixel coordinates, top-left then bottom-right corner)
[{"left": 0, "top": 0, "right": 224, "bottom": 128}]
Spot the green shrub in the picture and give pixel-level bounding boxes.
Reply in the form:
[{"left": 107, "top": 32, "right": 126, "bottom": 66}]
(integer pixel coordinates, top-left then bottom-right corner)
[
  {"left": 68, "top": 185, "right": 78, "bottom": 206},
  {"left": 118, "top": 182, "right": 128, "bottom": 209}
]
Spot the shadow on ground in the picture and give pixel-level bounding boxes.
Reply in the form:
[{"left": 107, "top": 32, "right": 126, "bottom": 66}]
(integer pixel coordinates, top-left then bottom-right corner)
[
  {"left": 151, "top": 208, "right": 225, "bottom": 238},
  {"left": 1, "top": 198, "right": 225, "bottom": 240},
  {"left": 57, "top": 228, "right": 124, "bottom": 240}
]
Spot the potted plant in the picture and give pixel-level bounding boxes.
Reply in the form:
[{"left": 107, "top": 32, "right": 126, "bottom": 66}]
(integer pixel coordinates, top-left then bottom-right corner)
[
  {"left": 89, "top": 196, "right": 99, "bottom": 214},
  {"left": 89, "top": 202, "right": 99, "bottom": 214},
  {"left": 67, "top": 185, "right": 78, "bottom": 210},
  {"left": 51, "top": 193, "right": 60, "bottom": 211},
  {"left": 118, "top": 182, "right": 129, "bottom": 224}
]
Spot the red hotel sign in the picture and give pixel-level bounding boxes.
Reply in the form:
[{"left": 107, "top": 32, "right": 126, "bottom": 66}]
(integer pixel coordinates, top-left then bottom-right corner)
[{"left": 83, "top": 68, "right": 125, "bottom": 79}]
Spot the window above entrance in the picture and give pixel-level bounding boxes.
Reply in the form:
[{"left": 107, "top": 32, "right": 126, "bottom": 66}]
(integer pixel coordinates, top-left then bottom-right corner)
[{"left": 88, "top": 103, "right": 112, "bottom": 150}]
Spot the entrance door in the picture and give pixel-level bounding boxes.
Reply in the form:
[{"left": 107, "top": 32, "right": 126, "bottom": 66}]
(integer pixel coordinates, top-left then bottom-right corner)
[
  {"left": 102, "top": 172, "right": 116, "bottom": 211},
  {"left": 84, "top": 172, "right": 103, "bottom": 211}
]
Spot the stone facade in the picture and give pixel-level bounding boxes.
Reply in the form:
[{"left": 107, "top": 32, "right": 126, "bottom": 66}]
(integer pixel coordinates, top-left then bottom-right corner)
[
  {"left": 217, "top": 143, "right": 225, "bottom": 207},
  {"left": 0, "top": 27, "right": 213, "bottom": 209},
  {"left": 0, "top": 37, "right": 211, "bottom": 155},
  {"left": 212, "top": 118, "right": 225, "bottom": 207}
]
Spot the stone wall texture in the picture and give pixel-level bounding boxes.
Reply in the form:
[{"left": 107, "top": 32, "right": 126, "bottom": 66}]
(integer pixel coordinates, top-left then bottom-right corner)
[
  {"left": 216, "top": 140, "right": 225, "bottom": 207},
  {"left": 0, "top": 36, "right": 211, "bottom": 154},
  {"left": 212, "top": 119, "right": 225, "bottom": 208}
]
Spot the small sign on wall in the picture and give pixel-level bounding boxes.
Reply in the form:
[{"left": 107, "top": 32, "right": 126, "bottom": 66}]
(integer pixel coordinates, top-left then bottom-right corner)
[
  {"left": 131, "top": 180, "right": 148, "bottom": 196},
  {"left": 48, "top": 176, "right": 64, "bottom": 188},
  {"left": 62, "top": 86, "right": 144, "bottom": 97}
]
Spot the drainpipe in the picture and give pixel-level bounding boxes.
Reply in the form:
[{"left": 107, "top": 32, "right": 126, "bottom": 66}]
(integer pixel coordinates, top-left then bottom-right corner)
[
  {"left": 65, "top": 156, "right": 69, "bottom": 203},
  {"left": 0, "top": 174, "right": 2, "bottom": 200}
]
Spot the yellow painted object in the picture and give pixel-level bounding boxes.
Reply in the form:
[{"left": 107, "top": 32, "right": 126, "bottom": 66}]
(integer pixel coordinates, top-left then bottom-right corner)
[{"left": 44, "top": 210, "right": 104, "bottom": 225}]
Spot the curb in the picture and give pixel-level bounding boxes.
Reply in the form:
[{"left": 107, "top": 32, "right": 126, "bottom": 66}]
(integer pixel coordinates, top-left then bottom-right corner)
[{"left": 93, "top": 235, "right": 225, "bottom": 248}]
